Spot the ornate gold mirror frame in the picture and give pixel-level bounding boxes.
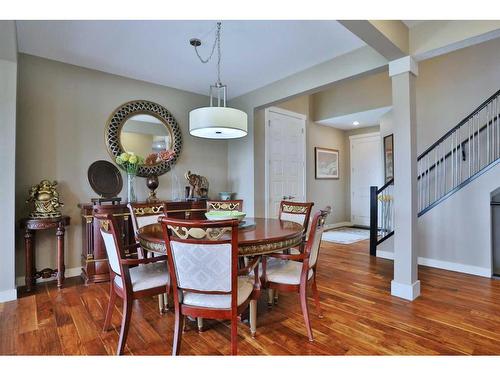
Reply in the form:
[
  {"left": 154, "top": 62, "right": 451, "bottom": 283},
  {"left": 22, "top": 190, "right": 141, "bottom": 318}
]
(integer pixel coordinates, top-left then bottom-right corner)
[{"left": 105, "top": 100, "right": 182, "bottom": 177}]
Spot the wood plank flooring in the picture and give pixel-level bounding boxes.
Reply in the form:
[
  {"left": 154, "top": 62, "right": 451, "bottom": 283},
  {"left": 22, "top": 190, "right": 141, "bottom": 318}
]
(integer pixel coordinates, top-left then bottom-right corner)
[{"left": 2, "top": 239, "right": 500, "bottom": 355}]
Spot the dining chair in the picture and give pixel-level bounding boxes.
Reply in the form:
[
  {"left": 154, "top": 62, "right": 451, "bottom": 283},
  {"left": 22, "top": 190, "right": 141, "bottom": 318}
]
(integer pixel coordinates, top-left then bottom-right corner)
[
  {"left": 262, "top": 206, "right": 331, "bottom": 342},
  {"left": 128, "top": 202, "right": 167, "bottom": 258},
  {"left": 272, "top": 201, "right": 314, "bottom": 304},
  {"left": 128, "top": 202, "right": 169, "bottom": 313},
  {"left": 95, "top": 212, "right": 169, "bottom": 355},
  {"left": 206, "top": 199, "right": 244, "bottom": 212},
  {"left": 159, "top": 217, "right": 261, "bottom": 355}
]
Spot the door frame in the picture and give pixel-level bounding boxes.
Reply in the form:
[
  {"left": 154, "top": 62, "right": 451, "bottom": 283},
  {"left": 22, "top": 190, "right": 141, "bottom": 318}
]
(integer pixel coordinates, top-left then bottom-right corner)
[
  {"left": 349, "top": 132, "right": 382, "bottom": 225},
  {"left": 264, "top": 106, "right": 307, "bottom": 218}
]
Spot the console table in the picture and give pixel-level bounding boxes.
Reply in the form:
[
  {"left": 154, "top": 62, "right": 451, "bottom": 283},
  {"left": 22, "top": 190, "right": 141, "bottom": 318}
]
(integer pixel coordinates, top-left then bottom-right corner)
[
  {"left": 78, "top": 200, "right": 207, "bottom": 283},
  {"left": 20, "top": 215, "right": 71, "bottom": 291}
]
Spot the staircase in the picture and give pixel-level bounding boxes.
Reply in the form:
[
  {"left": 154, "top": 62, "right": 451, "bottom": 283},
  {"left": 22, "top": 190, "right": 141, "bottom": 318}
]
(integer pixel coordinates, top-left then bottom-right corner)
[{"left": 370, "top": 89, "right": 500, "bottom": 254}]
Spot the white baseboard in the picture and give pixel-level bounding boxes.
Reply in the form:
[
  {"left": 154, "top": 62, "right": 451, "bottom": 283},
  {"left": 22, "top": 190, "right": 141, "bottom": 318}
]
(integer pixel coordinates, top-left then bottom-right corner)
[
  {"left": 324, "top": 221, "right": 352, "bottom": 230},
  {"left": 417, "top": 257, "right": 491, "bottom": 278},
  {"left": 391, "top": 280, "right": 421, "bottom": 301},
  {"left": 376, "top": 250, "right": 394, "bottom": 260},
  {"left": 375, "top": 251, "right": 490, "bottom": 278},
  {"left": 0, "top": 288, "right": 17, "bottom": 303},
  {"left": 15, "top": 267, "right": 82, "bottom": 287}
]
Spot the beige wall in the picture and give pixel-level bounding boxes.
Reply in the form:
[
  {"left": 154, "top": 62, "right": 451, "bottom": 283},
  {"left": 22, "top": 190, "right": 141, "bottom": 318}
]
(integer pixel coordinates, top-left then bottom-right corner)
[
  {"left": 254, "top": 92, "right": 381, "bottom": 225},
  {"left": 416, "top": 37, "right": 500, "bottom": 155},
  {"left": 228, "top": 46, "right": 388, "bottom": 217},
  {"left": 15, "top": 54, "right": 229, "bottom": 280},
  {"left": 0, "top": 21, "right": 17, "bottom": 301},
  {"left": 312, "top": 70, "right": 391, "bottom": 122}
]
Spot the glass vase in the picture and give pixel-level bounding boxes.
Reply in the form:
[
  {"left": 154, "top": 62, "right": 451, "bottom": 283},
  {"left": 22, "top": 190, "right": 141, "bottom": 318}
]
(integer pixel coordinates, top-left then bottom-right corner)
[{"left": 127, "top": 173, "right": 137, "bottom": 203}]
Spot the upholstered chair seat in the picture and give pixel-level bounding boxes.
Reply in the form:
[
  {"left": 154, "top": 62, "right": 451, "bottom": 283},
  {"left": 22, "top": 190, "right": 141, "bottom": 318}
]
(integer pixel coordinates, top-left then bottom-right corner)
[
  {"left": 265, "top": 258, "right": 313, "bottom": 285},
  {"left": 182, "top": 276, "right": 254, "bottom": 309},
  {"left": 114, "top": 262, "right": 169, "bottom": 292}
]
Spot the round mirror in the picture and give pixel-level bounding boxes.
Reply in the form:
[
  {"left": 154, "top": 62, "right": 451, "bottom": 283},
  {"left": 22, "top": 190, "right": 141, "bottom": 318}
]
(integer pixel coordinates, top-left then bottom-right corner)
[
  {"left": 120, "top": 114, "right": 173, "bottom": 163},
  {"left": 105, "top": 100, "right": 182, "bottom": 177}
]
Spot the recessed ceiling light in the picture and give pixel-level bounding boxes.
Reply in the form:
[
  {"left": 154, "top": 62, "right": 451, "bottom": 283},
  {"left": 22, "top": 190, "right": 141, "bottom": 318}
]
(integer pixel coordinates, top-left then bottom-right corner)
[{"left": 353, "top": 121, "right": 360, "bottom": 126}]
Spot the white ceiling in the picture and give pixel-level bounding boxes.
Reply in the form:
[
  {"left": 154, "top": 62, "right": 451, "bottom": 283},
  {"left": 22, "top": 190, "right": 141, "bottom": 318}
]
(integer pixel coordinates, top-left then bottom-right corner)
[
  {"left": 316, "top": 106, "right": 392, "bottom": 130},
  {"left": 16, "top": 20, "right": 365, "bottom": 99}
]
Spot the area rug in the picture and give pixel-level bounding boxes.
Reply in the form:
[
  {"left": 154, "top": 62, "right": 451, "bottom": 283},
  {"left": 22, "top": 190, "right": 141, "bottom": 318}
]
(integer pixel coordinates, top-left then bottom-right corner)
[{"left": 322, "top": 227, "right": 370, "bottom": 244}]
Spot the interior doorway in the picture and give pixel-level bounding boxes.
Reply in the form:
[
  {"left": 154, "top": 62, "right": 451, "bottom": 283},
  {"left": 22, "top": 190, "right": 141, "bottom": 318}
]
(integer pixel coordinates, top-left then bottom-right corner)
[
  {"left": 264, "top": 106, "right": 306, "bottom": 218},
  {"left": 350, "top": 132, "right": 382, "bottom": 226}
]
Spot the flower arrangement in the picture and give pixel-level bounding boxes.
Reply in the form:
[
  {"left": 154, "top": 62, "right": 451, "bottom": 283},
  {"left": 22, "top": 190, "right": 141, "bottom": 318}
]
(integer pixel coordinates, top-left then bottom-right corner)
[
  {"left": 144, "top": 150, "right": 176, "bottom": 166},
  {"left": 115, "top": 152, "right": 144, "bottom": 175}
]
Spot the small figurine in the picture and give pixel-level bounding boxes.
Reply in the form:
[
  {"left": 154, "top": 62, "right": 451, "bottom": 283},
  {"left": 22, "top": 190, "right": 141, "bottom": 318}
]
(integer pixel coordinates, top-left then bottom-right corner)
[
  {"left": 184, "top": 171, "right": 209, "bottom": 199},
  {"left": 26, "top": 180, "right": 64, "bottom": 218}
]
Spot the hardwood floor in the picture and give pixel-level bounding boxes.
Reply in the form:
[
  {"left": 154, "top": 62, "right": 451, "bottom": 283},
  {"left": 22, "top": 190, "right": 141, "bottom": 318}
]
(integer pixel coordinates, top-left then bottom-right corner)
[{"left": 2, "top": 239, "right": 500, "bottom": 355}]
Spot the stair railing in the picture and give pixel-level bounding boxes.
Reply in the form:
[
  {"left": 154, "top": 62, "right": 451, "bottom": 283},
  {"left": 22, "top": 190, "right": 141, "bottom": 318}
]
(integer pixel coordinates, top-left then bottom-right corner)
[
  {"left": 417, "top": 89, "right": 500, "bottom": 216},
  {"left": 369, "top": 178, "right": 394, "bottom": 255}
]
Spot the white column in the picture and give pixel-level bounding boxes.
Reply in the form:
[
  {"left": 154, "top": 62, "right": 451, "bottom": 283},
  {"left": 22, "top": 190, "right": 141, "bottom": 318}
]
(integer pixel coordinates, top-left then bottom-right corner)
[{"left": 389, "top": 56, "right": 420, "bottom": 300}]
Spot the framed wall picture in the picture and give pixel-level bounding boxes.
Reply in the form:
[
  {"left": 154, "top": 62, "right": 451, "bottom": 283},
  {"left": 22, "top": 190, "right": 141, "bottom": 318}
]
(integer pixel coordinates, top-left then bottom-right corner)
[
  {"left": 315, "top": 147, "right": 339, "bottom": 179},
  {"left": 383, "top": 134, "right": 394, "bottom": 182}
]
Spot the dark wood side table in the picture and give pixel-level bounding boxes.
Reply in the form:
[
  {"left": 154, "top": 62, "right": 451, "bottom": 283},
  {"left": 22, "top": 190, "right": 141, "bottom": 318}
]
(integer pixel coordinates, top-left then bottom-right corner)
[{"left": 20, "top": 216, "right": 71, "bottom": 291}]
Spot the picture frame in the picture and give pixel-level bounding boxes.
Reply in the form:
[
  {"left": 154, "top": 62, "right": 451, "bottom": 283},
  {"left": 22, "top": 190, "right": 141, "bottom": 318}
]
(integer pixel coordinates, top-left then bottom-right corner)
[
  {"left": 315, "top": 147, "right": 339, "bottom": 179},
  {"left": 383, "top": 134, "right": 394, "bottom": 182}
]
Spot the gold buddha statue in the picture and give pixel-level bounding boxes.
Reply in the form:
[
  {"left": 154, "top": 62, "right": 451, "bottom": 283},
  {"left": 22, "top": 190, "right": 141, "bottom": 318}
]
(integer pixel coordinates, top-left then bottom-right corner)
[{"left": 26, "top": 180, "right": 64, "bottom": 219}]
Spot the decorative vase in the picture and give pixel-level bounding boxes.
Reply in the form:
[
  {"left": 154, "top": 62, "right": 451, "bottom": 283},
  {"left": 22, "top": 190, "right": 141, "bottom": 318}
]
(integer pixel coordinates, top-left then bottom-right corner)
[
  {"left": 127, "top": 173, "right": 137, "bottom": 203},
  {"left": 146, "top": 175, "right": 159, "bottom": 203}
]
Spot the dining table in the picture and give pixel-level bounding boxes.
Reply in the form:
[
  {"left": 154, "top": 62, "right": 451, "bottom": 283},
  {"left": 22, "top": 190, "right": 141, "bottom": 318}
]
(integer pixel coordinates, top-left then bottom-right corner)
[{"left": 137, "top": 217, "right": 304, "bottom": 257}]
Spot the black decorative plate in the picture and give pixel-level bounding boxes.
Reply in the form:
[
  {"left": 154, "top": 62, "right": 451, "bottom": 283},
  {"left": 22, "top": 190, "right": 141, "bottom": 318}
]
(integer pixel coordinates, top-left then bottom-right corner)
[{"left": 87, "top": 160, "right": 123, "bottom": 198}]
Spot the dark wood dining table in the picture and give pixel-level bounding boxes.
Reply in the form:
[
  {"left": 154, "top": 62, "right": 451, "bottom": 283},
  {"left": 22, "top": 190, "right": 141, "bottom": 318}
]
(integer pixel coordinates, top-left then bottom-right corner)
[{"left": 137, "top": 217, "right": 304, "bottom": 256}]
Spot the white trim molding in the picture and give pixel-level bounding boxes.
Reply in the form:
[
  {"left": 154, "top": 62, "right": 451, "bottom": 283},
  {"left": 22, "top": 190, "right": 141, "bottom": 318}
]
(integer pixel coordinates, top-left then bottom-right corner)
[
  {"left": 375, "top": 251, "right": 491, "bottom": 278},
  {"left": 389, "top": 56, "right": 419, "bottom": 77},
  {"left": 418, "top": 257, "right": 491, "bottom": 278},
  {"left": 391, "top": 280, "right": 421, "bottom": 301},
  {"left": 0, "top": 288, "right": 17, "bottom": 303},
  {"left": 15, "top": 266, "right": 81, "bottom": 287}
]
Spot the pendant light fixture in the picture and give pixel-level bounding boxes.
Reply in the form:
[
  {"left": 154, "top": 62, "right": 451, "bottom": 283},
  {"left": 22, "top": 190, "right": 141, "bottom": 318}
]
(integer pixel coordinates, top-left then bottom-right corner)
[{"left": 188, "top": 22, "right": 248, "bottom": 139}]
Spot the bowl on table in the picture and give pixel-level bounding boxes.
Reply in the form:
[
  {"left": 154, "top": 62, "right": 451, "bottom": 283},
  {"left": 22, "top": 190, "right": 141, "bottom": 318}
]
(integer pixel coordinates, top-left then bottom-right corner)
[{"left": 205, "top": 210, "right": 246, "bottom": 222}]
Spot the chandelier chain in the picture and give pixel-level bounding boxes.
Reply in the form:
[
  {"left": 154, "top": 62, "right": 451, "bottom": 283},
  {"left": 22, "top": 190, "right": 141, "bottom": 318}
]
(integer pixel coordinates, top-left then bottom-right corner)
[{"left": 193, "top": 22, "right": 222, "bottom": 85}]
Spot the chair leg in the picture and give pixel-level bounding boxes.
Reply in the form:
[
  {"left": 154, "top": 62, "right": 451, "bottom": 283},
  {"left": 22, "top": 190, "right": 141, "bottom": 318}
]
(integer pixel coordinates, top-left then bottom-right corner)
[
  {"left": 249, "top": 300, "right": 257, "bottom": 338},
  {"left": 103, "top": 282, "right": 117, "bottom": 331},
  {"left": 230, "top": 316, "right": 238, "bottom": 355},
  {"left": 274, "top": 290, "right": 279, "bottom": 304},
  {"left": 311, "top": 277, "right": 323, "bottom": 318},
  {"left": 163, "top": 293, "right": 169, "bottom": 311},
  {"left": 299, "top": 283, "right": 314, "bottom": 342},
  {"left": 158, "top": 294, "right": 164, "bottom": 314},
  {"left": 197, "top": 317, "right": 204, "bottom": 332},
  {"left": 117, "top": 298, "right": 133, "bottom": 355},
  {"left": 267, "top": 288, "right": 274, "bottom": 307},
  {"left": 172, "top": 308, "right": 184, "bottom": 356}
]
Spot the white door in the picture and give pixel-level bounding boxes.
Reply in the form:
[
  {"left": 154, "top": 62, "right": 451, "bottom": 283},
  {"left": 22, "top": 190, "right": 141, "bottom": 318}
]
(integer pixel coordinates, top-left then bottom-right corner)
[
  {"left": 350, "top": 133, "right": 382, "bottom": 226},
  {"left": 265, "top": 107, "right": 306, "bottom": 218}
]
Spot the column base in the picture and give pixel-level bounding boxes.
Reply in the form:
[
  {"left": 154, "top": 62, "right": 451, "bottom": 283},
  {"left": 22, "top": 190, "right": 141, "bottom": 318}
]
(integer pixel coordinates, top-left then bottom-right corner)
[{"left": 391, "top": 279, "right": 420, "bottom": 300}]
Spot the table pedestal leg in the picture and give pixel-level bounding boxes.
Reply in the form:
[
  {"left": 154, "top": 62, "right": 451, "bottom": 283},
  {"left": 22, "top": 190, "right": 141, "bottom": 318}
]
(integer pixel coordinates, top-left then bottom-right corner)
[
  {"left": 24, "top": 229, "right": 35, "bottom": 292},
  {"left": 56, "top": 224, "right": 65, "bottom": 289}
]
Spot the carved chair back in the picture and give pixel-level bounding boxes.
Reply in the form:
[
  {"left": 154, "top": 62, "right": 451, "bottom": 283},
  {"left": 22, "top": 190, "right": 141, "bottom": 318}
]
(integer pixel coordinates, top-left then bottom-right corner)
[
  {"left": 94, "top": 213, "right": 133, "bottom": 289},
  {"left": 303, "top": 207, "right": 331, "bottom": 271},
  {"left": 159, "top": 217, "right": 240, "bottom": 309},
  {"left": 279, "top": 201, "right": 314, "bottom": 237},
  {"left": 206, "top": 200, "right": 244, "bottom": 212},
  {"left": 128, "top": 202, "right": 167, "bottom": 237}
]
